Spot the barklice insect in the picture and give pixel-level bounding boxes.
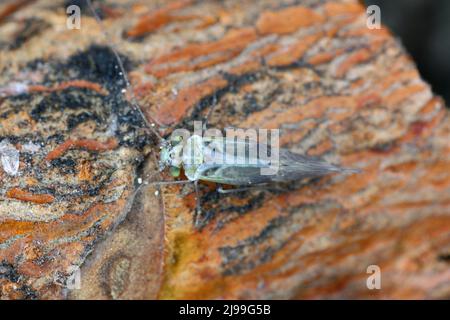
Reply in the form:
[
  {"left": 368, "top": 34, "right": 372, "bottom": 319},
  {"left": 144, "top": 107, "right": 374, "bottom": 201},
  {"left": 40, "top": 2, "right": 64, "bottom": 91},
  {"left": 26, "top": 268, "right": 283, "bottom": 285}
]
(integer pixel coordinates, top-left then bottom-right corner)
[
  {"left": 157, "top": 132, "right": 360, "bottom": 213},
  {"left": 86, "top": 0, "right": 361, "bottom": 227}
]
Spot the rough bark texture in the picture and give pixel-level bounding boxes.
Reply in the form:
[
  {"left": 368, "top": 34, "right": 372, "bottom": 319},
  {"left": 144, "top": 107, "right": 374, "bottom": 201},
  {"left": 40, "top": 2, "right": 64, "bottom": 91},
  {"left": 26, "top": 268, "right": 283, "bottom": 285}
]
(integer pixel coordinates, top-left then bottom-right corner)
[{"left": 0, "top": 0, "right": 449, "bottom": 299}]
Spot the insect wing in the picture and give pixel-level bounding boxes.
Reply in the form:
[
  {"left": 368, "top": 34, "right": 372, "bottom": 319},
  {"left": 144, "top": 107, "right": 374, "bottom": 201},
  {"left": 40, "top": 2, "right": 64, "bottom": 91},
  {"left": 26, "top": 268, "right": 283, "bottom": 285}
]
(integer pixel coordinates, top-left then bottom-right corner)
[
  {"left": 198, "top": 138, "right": 354, "bottom": 185},
  {"left": 196, "top": 137, "right": 266, "bottom": 184},
  {"left": 197, "top": 165, "right": 272, "bottom": 185}
]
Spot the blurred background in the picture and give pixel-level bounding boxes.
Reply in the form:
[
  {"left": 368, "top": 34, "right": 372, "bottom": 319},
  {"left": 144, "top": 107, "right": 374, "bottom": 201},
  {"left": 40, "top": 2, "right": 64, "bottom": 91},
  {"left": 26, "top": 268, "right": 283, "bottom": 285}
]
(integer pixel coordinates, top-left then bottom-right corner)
[{"left": 365, "top": 0, "right": 450, "bottom": 104}]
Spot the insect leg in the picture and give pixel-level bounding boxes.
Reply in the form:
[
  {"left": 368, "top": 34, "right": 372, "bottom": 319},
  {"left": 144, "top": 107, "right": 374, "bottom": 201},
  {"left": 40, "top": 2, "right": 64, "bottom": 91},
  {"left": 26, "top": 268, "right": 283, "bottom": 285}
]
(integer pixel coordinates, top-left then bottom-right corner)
[
  {"left": 132, "top": 170, "right": 192, "bottom": 199},
  {"left": 193, "top": 180, "right": 203, "bottom": 227}
]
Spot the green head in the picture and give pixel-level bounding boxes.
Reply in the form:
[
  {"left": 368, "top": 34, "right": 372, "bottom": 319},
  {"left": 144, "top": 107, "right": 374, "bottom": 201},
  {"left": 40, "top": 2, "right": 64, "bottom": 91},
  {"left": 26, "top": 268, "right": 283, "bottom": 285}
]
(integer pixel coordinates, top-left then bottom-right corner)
[{"left": 159, "top": 136, "right": 184, "bottom": 176}]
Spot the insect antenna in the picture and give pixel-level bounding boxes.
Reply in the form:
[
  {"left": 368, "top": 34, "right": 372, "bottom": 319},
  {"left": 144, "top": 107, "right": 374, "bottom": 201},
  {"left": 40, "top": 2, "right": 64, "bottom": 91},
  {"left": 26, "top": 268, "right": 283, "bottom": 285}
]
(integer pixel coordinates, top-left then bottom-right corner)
[
  {"left": 86, "top": 1, "right": 209, "bottom": 229},
  {"left": 202, "top": 94, "right": 218, "bottom": 130},
  {"left": 86, "top": 0, "right": 165, "bottom": 143}
]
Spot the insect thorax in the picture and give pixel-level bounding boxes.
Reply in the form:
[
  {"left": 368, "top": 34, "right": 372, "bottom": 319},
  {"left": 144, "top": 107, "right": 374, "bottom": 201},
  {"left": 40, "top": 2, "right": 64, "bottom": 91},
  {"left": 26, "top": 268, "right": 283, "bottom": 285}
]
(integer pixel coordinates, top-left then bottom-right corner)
[{"left": 182, "top": 135, "right": 204, "bottom": 181}]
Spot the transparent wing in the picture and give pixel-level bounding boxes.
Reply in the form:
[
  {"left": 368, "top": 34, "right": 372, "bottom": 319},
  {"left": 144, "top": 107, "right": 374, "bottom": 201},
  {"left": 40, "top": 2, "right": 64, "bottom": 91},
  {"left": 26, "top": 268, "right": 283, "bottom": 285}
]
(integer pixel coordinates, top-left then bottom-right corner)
[{"left": 198, "top": 138, "right": 358, "bottom": 185}]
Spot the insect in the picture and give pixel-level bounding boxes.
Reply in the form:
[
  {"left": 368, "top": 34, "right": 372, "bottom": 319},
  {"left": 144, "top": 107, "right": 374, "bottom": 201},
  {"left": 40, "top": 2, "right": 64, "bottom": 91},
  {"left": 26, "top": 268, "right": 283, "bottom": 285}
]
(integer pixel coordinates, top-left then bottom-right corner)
[
  {"left": 160, "top": 134, "right": 359, "bottom": 187},
  {"left": 158, "top": 133, "right": 359, "bottom": 223},
  {"left": 87, "top": 1, "right": 360, "bottom": 227}
]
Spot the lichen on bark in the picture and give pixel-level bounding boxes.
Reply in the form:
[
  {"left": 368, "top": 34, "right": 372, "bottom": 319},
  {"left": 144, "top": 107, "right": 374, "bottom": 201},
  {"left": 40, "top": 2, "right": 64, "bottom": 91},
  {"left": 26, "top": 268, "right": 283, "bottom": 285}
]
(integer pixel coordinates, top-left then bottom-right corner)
[{"left": 0, "top": 0, "right": 449, "bottom": 299}]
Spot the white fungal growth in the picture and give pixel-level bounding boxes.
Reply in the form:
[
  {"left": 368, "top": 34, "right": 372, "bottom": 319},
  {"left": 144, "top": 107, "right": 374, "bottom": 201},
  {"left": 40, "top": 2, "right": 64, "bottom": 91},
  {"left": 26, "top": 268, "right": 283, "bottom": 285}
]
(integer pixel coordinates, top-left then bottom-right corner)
[
  {"left": 22, "top": 142, "right": 41, "bottom": 153},
  {"left": 0, "top": 82, "right": 29, "bottom": 97},
  {"left": 105, "top": 114, "right": 118, "bottom": 137},
  {"left": 0, "top": 140, "right": 20, "bottom": 176}
]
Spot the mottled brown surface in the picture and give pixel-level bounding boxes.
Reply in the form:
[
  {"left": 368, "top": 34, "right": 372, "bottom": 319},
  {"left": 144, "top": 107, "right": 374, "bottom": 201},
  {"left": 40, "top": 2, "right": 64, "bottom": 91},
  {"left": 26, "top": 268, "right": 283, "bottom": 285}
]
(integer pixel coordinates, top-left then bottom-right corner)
[{"left": 0, "top": 0, "right": 449, "bottom": 299}]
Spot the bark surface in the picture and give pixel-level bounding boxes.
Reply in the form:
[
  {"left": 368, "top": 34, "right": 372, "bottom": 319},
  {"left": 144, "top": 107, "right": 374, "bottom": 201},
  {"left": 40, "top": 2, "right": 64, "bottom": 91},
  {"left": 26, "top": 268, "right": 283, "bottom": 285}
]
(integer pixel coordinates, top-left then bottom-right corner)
[{"left": 0, "top": 0, "right": 449, "bottom": 299}]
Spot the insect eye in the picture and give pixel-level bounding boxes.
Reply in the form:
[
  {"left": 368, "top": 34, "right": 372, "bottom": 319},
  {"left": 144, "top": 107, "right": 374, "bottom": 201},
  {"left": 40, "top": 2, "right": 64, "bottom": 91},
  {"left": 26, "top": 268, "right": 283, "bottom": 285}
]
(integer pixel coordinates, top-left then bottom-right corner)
[
  {"left": 171, "top": 135, "right": 183, "bottom": 146},
  {"left": 170, "top": 166, "right": 180, "bottom": 177}
]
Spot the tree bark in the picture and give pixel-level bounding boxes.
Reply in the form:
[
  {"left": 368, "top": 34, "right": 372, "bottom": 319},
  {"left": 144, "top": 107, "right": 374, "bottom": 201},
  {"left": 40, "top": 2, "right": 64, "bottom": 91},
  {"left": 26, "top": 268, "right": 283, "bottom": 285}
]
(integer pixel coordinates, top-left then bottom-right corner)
[{"left": 0, "top": 0, "right": 449, "bottom": 299}]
